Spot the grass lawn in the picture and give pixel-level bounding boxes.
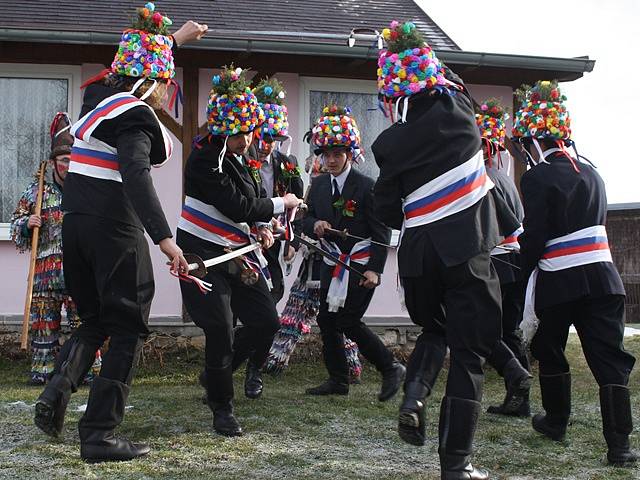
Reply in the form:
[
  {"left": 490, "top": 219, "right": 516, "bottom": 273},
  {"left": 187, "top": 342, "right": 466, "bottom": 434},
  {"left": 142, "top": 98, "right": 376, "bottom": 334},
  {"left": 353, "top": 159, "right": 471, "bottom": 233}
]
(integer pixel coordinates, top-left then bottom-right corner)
[{"left": 0, "top": 335, "right": 639, "bottom": 480}]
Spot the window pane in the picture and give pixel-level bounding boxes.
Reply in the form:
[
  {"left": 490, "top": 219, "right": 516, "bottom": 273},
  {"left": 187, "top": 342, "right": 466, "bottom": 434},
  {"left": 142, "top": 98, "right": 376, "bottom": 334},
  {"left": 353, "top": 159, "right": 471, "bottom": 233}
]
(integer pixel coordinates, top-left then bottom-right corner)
[
  {"left": 0, "top": 78, "right": 68, "bottom": 223},
  {"left": 309, "top": 90, "right": 388, "bottom": 180}
]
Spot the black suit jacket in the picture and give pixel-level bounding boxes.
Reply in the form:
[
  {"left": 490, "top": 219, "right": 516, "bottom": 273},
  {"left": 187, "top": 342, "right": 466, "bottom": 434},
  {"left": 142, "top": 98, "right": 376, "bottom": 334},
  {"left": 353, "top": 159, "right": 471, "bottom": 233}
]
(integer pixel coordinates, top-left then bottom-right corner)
[
  {"left": 487, "top": 165, "right": 524, "bottom": 285},
  {"left": 520, "top": 152, "right": 625, "bottom": 310},
  {"left": 178, "top": 136, "right": 274, "bottom": 258},
  {"left": 372, "top": 73, "right": 519, "bottom": 273},
  {"left": 303, "top": 168, "right": 391, "bottom": 290}
]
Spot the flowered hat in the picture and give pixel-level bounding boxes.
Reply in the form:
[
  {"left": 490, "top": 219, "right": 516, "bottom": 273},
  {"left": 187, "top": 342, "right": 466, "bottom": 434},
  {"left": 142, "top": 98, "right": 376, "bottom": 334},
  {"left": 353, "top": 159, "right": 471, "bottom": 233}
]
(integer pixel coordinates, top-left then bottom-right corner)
[
  {"left": 512, "top": 80, "right": 571, "bottom": 141},
  {"left": 110, "top": 3, "right": 175, "bottom": 80},
  {"left": 310, "top": 105, "right": 362, "bottom": 156},
  {"left": 206, "top": 66, "right": 265, "bottom": 136},
  {"left": 377, "top": 20, "right": 448, "bottom": 98},
  {"left": 253, "top": 77, "right": 288, "bottom": 140},
  {"left": 476, "top": 99, "right": 508, "bottom": 151}
]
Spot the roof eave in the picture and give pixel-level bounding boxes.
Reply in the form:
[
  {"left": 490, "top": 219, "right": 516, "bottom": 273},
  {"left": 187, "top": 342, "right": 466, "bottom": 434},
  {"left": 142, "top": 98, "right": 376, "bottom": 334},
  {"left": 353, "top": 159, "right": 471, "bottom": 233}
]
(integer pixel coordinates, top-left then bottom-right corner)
[{"left": 0, "top": 28, "right": 595, "bottom": 79}]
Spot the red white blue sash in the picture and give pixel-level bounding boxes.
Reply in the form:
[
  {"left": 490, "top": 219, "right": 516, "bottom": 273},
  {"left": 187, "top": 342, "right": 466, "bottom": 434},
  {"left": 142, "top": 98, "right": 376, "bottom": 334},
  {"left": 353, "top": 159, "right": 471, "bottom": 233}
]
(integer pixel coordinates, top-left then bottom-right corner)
[
  {"left": 491, "top": 225, "right": 523, "bottom": 256},
  {"left": 521, "top": 225, "right": 613, "bottom": 344},
  {"left": 402, "top": 150, "right": 494, "bottom": 228},
  {"left": 320, "top": 239, "right": 371, "bottom": 312},
  {"left": 69, "top": 93, "right": 173, "bottom": 182},
  {"left": 538, "top": 225, "right": 612, "bottom": 271},
  {"left": 177, "top": 196, "right": 272, "bottom": 287}
]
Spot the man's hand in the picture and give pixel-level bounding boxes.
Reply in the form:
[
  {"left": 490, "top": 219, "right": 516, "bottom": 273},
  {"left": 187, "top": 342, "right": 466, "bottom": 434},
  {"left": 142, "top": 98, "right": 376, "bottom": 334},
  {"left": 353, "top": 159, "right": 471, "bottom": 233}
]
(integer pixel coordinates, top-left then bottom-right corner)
[
  {"left": 159, "top": 238, "right": 190, "bottom": 275},
  {"left": 27, "top": 215, "right": 42, "bottom": 229},
  {"left": 282, "top": 193, "right": 301, "bottom": 209},
  {"left": 313, "top": 220, "right": 332, "bottom": 238},
  {"left": 284, "top": 245, "right": 296, "bottom": 262},
  {"left": 257, "top": 226, "right": 274, "bottom": 249},
  {"left": 359, "top": 270, "right": 380, "bottom": 289},
  {"left": 172, "top": 21, "right": 208, "bottom": 46}
]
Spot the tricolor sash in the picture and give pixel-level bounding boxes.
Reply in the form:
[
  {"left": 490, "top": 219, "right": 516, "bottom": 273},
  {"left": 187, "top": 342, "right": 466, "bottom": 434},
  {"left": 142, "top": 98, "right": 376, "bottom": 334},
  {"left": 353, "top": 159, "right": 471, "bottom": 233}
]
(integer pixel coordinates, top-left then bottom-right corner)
[
  {"left": 521, "top": 225, "right": 613, "bottom": 344},
  {"left": 69, "top": 92, "right": 173, "bottom": 182},
  {"left": 320, "top": 239, "right": 371, "bottom": 312},
  {"left": 491, "top": 225, "right": 524, "bottom": 256},
  {"left": 177, "top": 196, "right": 272, "bottom": 287},
  {"left": 402, "top": 150, "right": 494, "bottom": 229}
]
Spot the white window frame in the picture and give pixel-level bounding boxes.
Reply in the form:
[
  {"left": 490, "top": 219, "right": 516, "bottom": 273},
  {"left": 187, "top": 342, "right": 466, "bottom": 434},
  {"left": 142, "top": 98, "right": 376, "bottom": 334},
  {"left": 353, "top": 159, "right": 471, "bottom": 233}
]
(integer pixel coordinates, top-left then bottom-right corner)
[
  {"left": 298, "top": 76, "right": 401, "bottom": 246},
  {"left": 0, "top": 63, "right": 82, "bottom": 240}
]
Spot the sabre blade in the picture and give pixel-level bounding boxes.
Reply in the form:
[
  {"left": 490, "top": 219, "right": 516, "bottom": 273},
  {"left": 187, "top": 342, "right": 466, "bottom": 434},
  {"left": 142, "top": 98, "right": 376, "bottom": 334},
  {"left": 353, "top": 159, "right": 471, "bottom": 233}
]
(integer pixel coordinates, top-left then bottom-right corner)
[{"left": 188, "top": 243, "right": 261, "bottom": 272}]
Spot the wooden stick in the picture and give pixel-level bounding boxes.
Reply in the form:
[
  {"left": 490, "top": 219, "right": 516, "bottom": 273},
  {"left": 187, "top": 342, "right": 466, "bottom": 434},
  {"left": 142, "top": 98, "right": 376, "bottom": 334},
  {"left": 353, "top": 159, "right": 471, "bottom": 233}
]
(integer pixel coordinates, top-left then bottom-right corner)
[{"left": 20, "top": 161, "right": 47, "bottom": 351}]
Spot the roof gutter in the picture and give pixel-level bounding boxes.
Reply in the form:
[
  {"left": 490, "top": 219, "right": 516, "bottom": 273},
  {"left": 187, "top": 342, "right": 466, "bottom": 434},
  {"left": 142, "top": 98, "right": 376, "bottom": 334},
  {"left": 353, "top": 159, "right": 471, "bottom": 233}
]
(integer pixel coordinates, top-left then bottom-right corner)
[{"left": 0, "top": 28, "right": 595, "bottom": 74}]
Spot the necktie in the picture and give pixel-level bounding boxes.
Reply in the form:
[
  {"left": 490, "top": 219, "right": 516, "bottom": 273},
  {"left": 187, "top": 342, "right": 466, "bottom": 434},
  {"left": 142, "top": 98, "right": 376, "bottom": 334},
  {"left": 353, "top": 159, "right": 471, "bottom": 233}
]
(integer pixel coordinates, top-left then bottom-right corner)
[{"left": 332, "top": 179, "right": 341, "bottom": 204}]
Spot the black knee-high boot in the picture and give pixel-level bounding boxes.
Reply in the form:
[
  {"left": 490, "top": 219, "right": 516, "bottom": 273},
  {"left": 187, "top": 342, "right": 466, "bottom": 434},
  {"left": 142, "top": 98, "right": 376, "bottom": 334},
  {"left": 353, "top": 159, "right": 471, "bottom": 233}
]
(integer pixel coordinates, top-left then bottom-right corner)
[
  {"left": 205, "top": 365, "right": 242, "bottom": 437},
  {"left": 78, "top": 376, "right": 150, "bottom": 462},
  {"left": 34, "top": 337, "right": 98, "bottom": 437},
  {"left": 532, "top": 372, "right": 571, "bottom": 441},
  {"left": 600, "top": 384, "right": 638, "bottom": 466},
  {"left": 398, "top": 334, "right": 447, "bottom": 446},
  {"left": 438, "top": 396, "right": 488, "bottom": 480}
]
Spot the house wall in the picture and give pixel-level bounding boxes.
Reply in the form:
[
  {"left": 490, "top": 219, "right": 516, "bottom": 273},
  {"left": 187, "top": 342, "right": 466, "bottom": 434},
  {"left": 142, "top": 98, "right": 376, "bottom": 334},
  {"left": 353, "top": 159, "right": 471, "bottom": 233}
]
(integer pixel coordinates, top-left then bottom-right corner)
[{"left": 0, "top": 63, "right": 513, "bottom": 329}]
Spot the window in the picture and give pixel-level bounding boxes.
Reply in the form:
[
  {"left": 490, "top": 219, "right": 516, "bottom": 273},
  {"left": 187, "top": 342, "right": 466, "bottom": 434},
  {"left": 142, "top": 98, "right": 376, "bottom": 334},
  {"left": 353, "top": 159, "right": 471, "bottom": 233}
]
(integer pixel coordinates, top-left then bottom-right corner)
[
  {"left": 298, "top": 77, "right": 389, "bottom": 181},
  {"left": 0, "top": 64, "right": 81, "bottom": 240}
]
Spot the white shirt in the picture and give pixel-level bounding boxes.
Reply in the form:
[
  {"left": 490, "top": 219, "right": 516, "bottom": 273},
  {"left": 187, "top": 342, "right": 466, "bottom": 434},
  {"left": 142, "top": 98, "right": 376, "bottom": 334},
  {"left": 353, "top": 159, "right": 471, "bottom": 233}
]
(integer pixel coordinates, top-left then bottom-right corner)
[{"left": 331, "top": 163, "right": 352, "bottom": 195}]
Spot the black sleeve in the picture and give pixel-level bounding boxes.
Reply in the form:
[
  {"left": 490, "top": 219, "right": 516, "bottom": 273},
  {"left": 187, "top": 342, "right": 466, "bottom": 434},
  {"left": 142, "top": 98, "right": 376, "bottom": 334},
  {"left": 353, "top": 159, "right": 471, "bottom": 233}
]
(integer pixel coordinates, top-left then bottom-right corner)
[
  {"left": 372, "top": 151, "right": 404, "bottom": 230},
  {"left": 287, "top": 155, "right": 305, "bottom": 198},
  {"left": 186, "top": 152, "right": 275, "bottom": 224},
  {"left": 302, "top": 180, "right": 321, "bottom": 238},
  {"left": 115, "top": 117, "right": 172, "bottom": 244},
  {"left": 519, "top": 170, "right": 550, "bottom": 278},
  {"left": 364, "top": 181, "right": 391, "bottom": 274}
]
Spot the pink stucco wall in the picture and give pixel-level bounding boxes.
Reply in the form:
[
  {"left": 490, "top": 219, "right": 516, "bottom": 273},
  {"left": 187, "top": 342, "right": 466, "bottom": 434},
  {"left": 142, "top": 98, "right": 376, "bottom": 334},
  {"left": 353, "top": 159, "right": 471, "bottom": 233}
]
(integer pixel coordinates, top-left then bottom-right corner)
[{"left": 0, "top": 69, "right": 511, "bottom": 323}]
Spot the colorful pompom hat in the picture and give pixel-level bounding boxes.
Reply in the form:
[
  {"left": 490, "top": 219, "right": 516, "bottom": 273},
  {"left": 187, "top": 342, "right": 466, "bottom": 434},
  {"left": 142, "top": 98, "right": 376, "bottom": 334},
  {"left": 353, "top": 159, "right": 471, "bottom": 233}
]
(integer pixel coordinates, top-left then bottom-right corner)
[
  {"left": 110, "top": 2, "right": 175, "bottom": 80},
  {"left": 206, "top": 65, "right": 265, "bottom": 137},
  {"left": 475, "top": 98, "right": 508, "bottom": 167},
  {"left": 512, "top": 80, "right": 579, "bottom": 170},
  {"left": 253, "top": 77, "right": 289, "bottom": 141},
  {"left": 310, "top": 105, "right": 362, "bottom": 160}
]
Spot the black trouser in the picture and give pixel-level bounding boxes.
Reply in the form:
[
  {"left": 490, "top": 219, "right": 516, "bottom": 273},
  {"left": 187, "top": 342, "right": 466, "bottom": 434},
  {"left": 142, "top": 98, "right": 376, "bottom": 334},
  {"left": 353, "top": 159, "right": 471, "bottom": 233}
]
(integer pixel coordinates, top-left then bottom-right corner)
[
  {"left": 316, "top": 284, "right": 394, "bottom": 385},
  {"left": 62, "top": 214, "right": 152, "bottom": 383},
  {"left": 402, "top": 240, "right": 502, "bottom": 401},
  {"left": 264, "top": 243, "right": 285, "bottom": 303},
  {"left": 531, "top": 295, "right": 635, "bottom": 385},
  {"left": 178, "top": 232, "right": 280, "bottom": 404},
  {"left": 487, "top": 280, "right": 529, "bottom": 373}
]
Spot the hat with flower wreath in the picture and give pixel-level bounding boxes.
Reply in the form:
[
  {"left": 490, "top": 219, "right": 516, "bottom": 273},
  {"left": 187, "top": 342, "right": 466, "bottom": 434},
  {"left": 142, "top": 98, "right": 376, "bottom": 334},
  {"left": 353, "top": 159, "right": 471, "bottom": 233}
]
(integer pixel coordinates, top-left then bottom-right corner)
[
  {"left": 253, "top": 77, "right": 288, "bottom": 141},
  {"left": 310, "top": 105, "right": 362, "bottom": 159},
  {"left": 512, "top": 80, "right": 571, "bottom": 141},
  {"left": 206, "top": 65, "right": 265, "bottom": 136}
]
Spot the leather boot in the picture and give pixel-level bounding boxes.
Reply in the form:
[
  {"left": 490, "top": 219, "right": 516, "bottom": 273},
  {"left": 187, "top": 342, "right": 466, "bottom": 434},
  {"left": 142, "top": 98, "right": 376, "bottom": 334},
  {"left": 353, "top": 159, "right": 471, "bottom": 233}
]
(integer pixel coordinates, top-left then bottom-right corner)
[
  {"left": 599, "top": 384, "right": 638, "bottom": 466},
  {"left": 439, "top": 396, "right": 489, "bottom": 480},
  {"left": 199, "top": 369, "right": 208, "bottom": 404},
  {"left": 79, "top": 377, "right": 150, "bottom": 463},
  {"left": 487, "top": 358, "right": 532, "bottom": 417},
  {"left": 306, "top": 378, "right": 349, "bottom": 396},
  {"left": 532, "top": 372, "right": 571, "bottom": 441},
  {"left": 209, "top": 401, "right": 243, "bottom": 437},
  {"left": 398, "top": 381, "right": 430, "bottom": 446},
  {"left": 379, "top": 362, "right": 406, "bottom": 402},
  {"left": 34, "top": 337, "right": 97, "bottom": 438},
  {"left": 244, "top": 361, "right": 264, "bottom": 399}
]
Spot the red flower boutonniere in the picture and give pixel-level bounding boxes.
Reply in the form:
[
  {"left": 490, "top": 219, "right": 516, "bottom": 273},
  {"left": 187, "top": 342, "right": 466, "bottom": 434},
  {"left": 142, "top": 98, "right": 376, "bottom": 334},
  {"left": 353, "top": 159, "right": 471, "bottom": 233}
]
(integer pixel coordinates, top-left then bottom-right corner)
[
  {"left": 245, "top": 159, "right": 263, "bottom": 183},
  {"left": 332, "top": 197, "right": 357, "bottom": 217},
  {"left": 281, "top": 161, "right": 301, "bottom": 180}
]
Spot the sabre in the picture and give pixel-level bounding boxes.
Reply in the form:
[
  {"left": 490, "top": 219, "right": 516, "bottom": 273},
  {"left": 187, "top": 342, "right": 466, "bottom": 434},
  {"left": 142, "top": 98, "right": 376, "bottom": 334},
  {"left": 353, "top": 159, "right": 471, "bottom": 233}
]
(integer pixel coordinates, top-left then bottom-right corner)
[
  {"left": 296, "top": 236, "right": 368, "bottom": 281},
  {"left": 325, "top": 228, "right": 395, "bottom": 249},
  {"left": 490, "top": 254, "right": 521, "bottom": 270},
  {"left": 493, "top": 244, "right": 520, "bottom": 253},
  {"left": 185, "top": 243, "right": 262, "bottom": 279}
]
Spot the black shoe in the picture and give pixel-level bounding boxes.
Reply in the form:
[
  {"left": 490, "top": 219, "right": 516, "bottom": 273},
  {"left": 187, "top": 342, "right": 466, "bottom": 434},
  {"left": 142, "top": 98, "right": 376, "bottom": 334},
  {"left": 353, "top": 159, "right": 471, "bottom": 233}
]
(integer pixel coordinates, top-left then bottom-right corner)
[
  {"left": 306, "top": 379, "right": 349, "bottom": 396},
  {"left": 487, "top": 391, "right": 531, "bottom": 417},
  {"left": 81, "top": 436, "right": 150, "bottom": 463},
  {"left": 600, "top": 384, "right": 638, "bottom": 466},
  {"left": 244, "top": 361, "right": 263, "bottom": 399},
  {"left": 379, "top": 362, "right": 406, "bottom": 402},
  {"left": 210, "top": 403, "right": 243, "bottom": 437},
  {"left": 399, "top": 399, "right": 427, "bottom": 446},
  {"left": 440, "top": 459, "right": 489, "bottom": 480},
  {"left": 532, "top": 413, "right": 567, "bottom": 441}
]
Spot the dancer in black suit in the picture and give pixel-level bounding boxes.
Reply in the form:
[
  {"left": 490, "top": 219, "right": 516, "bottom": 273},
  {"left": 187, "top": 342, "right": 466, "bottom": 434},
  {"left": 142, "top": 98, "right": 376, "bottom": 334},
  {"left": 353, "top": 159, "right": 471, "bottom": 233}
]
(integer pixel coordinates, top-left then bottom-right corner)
[
  {"left": 514, "top": 80, "right": 636, "bottom": 466},
  {"left": 303, "top": 105, "right": 405, "bottom": 400}
]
